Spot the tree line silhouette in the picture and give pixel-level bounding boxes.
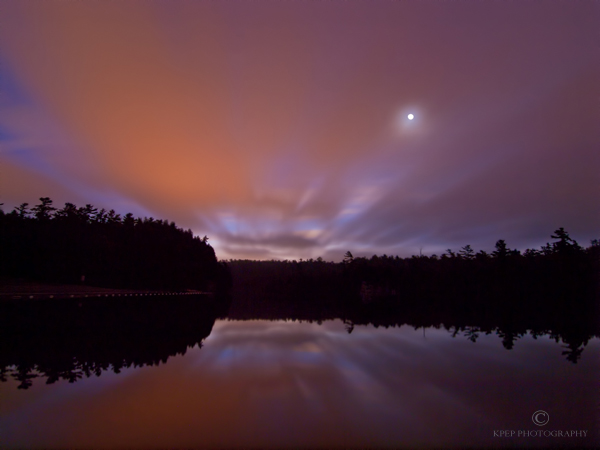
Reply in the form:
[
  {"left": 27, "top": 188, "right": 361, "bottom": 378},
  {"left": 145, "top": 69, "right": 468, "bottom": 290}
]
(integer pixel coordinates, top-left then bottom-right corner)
[
  {"left": 228, "top": 227, "right": 598, "bottom": 310},
  {"left": 342, "top": 228, "right": 598, "bottom": 306},
  {"left": 0, "top": 197, "right": 231, "bottom": 291},
  {"left": 1, "top": 196, "right": 597, "bottom": 381},
  {"left": 226, "top": 228, "right": 599, "bottom": 363}
]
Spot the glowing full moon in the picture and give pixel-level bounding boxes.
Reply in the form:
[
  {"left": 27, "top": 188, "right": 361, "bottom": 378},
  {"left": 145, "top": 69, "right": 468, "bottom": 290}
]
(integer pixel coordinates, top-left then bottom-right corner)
[{"left": 407, "top": 114, "right": 414, "bottom": 120}]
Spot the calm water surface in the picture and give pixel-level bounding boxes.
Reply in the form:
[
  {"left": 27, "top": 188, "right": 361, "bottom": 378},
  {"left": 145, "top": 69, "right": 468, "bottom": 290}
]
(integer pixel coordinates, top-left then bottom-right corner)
[{"left": 1, "top": 319, "right": 598, "bottom": 448}]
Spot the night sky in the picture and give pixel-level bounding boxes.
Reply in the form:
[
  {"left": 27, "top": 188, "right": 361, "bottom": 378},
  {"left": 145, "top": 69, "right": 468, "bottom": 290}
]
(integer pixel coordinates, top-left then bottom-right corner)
[{"left": 1, "top": 1, "right": 598, "bottom": 260}]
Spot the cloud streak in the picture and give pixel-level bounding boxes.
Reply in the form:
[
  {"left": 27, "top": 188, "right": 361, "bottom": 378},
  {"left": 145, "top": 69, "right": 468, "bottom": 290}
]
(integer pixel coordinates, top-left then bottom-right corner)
[{"left": 1, "top": 1, "right": 598, "bottom": 260}]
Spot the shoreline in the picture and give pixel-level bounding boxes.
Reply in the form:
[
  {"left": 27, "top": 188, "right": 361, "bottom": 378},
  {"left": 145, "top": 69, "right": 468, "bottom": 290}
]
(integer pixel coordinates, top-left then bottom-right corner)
[{"left": 0, "top": 280, "right": 209, "bottom": 300}]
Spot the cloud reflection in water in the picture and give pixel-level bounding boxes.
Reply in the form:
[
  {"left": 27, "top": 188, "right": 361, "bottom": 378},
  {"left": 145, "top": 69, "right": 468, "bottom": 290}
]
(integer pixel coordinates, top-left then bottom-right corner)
[{"left": 1, "top": 319, "right": 598, "bottom": 448}]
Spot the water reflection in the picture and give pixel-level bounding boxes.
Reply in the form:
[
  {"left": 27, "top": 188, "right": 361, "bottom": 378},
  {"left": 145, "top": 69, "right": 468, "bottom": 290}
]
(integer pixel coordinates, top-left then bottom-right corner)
[
  {"left": 226, "top": 292, "right": 600, "bottom": 365},
  {"left": 1, "top": 287, "right": 597, "bottom": 392},
  {"left": 1, "top": 287, "right": 598, "bottom": 448},
  {"left": 0, "top": 295, "right": 226, "bottom": 389},
  {"left": 1, "top": 318, "right": 597, "bottom": 448}
]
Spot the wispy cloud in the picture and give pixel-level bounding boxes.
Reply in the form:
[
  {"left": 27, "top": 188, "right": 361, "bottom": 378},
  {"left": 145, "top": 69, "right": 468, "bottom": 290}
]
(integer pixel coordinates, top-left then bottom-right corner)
[{"left": 1, "top": 1, "right": 598, "bottom": 259}]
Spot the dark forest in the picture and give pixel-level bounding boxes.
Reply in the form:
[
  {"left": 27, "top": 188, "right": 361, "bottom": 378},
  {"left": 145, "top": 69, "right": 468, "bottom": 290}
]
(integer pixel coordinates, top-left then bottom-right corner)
[
  {"left": 1, "top": 198, "right": 598, "bottom": 391},
  {"left": 0, "top": 197, "right": 230, "bottom": 291}
]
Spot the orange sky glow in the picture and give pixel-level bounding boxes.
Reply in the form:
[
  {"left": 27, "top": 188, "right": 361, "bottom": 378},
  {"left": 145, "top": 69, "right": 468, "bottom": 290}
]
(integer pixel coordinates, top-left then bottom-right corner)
[{"left": 1, "top": 1, "right": 598, "bottom": 260}]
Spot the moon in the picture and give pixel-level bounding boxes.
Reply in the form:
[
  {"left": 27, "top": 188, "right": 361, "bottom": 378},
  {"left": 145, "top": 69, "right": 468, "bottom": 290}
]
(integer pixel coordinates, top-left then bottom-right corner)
[{"left": 407, "top": 114, "right": 414, "bottom": 120}]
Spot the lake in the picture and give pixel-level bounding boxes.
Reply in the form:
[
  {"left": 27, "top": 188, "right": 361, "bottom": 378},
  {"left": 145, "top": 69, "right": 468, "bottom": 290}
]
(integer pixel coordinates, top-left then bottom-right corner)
[{"left": 1, "top": 312, "right": 598, "bottom": 448}]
